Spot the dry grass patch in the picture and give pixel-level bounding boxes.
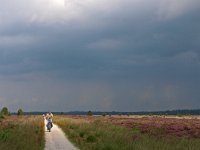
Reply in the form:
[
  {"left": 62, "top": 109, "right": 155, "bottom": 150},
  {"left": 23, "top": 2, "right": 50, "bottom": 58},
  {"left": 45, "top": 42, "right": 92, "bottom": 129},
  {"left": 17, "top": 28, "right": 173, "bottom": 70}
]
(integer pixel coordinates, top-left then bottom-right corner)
[{"left": 0, "top": 115, "right": 44, "bottom": 150}]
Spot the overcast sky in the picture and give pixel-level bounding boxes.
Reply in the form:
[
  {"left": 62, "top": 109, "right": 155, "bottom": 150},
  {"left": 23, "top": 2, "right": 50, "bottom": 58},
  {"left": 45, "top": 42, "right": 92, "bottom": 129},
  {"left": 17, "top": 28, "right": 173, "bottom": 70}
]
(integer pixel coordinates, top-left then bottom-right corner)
[{"left": 0, "top": 0, "right": 200, "bottom": 112}]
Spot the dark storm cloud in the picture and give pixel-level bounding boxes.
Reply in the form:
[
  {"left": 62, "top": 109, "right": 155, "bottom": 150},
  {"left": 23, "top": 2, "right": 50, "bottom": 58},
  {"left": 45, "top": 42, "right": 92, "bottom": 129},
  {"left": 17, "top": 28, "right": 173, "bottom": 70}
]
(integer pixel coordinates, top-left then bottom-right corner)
[{"left": 0, "top": 0, "right": 200, "bottom": 111}]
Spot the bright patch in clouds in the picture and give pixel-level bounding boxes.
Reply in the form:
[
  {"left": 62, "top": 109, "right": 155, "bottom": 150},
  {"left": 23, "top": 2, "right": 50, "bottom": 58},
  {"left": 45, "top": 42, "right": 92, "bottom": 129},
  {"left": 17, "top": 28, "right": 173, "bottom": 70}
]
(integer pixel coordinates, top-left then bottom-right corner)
[{"left": 52, "top": 0, "right": 65, "bottom": 7}]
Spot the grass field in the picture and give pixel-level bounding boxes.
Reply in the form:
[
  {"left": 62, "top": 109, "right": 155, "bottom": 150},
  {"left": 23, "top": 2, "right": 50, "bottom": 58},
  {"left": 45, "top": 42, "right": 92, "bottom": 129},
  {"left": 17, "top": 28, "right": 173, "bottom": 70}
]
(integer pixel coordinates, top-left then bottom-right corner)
[
  {"left": 54, "top": 115, "right": 200, "bottom": 150},
  {"left": 0, "top": 116, "right": 44, "bottom": 150}
]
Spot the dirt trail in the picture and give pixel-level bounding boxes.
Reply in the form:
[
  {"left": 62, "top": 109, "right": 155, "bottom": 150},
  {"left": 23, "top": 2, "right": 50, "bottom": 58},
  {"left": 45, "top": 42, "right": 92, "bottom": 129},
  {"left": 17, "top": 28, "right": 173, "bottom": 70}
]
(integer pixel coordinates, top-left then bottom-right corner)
[{"left": 44, "top": 120, "right": 78, "bottom": 150}]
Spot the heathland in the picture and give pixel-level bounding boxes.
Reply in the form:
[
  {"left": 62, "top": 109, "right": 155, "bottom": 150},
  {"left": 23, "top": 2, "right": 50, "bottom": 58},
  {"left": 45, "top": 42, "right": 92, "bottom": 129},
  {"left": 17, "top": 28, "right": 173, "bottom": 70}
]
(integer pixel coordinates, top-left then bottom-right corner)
[
  {"left": 1, "top": 114, "right": 200, "bottom": 150},
  {"left": 54, "top": 115, "right": 200, "bottom": 150}
]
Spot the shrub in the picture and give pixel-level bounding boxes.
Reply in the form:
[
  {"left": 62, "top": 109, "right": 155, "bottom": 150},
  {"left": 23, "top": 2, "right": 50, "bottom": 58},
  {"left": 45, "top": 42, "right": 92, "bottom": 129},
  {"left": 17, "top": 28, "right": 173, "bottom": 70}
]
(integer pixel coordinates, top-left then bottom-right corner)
[
  {"left": 17, "top": 108, "right": 24, "bottom": 116},
  {"left": 1, "top": 107, "right": 9, "bottom": 116},
  {"left": 86, "top": 135, "right": 97, "bottom": 142},
  {"left": 79, "top": 131, "right": 85, "bottom": 138},
  {"left": 87, "top": 111, "right": 93, "bottom": 116},
  {"left": 102, "top": 113, "right": 106, "bottom": 117}
]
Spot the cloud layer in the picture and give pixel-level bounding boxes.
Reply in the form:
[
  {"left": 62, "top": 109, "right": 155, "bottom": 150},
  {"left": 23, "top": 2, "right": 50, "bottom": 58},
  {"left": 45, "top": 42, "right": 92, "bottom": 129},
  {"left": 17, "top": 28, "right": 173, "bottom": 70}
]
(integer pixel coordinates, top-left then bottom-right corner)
[{"left": 0, "top": 0, "right": 200, "bottom": 111}]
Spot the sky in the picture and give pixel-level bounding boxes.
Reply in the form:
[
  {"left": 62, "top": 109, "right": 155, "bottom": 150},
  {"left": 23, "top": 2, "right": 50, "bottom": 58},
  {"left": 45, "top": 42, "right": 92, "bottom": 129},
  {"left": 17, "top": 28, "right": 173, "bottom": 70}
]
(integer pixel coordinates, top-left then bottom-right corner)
[{"left": 0, "top": 0, "right": 200, "bottom": 112}]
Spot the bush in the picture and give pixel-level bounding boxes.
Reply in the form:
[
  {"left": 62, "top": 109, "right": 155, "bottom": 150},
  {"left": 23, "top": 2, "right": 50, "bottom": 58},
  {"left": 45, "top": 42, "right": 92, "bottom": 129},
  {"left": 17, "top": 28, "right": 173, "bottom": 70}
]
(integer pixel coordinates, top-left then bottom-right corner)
[
  {"left": 17, "top": 108, "right": 24, "bottom": 116},
  {"left": 102, "top": 113, "right": 106, "bottom": 117},
  {"left": 86, "top": 135, "right": 97, "bottom": 142},
  {"left": 79, "top": 131, "right": 85, "bottom": 138},
  {"left": 1, "top": 107, "right": 9, "bottom": 116},
  {"left": 87, "top": 111, "right": 93, "bottom": 116}
]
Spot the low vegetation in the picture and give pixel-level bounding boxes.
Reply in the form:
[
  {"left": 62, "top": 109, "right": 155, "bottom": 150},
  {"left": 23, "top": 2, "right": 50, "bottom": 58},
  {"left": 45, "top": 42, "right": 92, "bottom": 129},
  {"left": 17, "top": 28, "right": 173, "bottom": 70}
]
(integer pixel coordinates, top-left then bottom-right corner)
[
  {"left": 54, "top": 115, "right": 200, "bottom": 150},
  {"left": 0, "top": 116, "right": 44, "bottom": 150}
]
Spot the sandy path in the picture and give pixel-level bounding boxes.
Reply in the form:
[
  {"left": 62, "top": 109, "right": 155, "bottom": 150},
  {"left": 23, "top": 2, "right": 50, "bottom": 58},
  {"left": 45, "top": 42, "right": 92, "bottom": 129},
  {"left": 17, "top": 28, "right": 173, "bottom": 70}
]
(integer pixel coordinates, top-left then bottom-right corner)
[{"left": 44, "top": 120, "right": 78, "bottom": 150}]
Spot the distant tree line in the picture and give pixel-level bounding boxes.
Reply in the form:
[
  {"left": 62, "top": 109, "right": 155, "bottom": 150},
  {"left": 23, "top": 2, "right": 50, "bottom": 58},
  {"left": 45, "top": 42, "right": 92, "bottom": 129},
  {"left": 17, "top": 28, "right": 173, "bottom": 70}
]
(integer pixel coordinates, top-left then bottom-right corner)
[
  {"left": 53, "top": 109, "right": 200, "bottom": 116},
  {"left": 2, "top": 108, "right": 200, "bottom": 116}
]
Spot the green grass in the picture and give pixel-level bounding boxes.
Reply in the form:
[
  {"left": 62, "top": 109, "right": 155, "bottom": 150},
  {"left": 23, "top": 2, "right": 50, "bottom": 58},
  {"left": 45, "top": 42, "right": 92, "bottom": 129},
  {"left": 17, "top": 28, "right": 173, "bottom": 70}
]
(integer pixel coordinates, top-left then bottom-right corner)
[
  {"left": 0, "top": 116, "right": 45, "bottom": 150},
  {"left": 54, "top": 116, "right": 200, "bottom": 150}
]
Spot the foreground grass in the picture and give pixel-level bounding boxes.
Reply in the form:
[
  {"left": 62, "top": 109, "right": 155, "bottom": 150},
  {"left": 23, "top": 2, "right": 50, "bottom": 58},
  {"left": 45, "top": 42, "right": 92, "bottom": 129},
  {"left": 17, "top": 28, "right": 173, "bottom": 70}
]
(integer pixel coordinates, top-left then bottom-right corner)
[
  {"left": 0, "top": 116, "right": 44, "bottom": 150},
  {"left": 54, "top": 116, "right": 200, "bottom": 150}
]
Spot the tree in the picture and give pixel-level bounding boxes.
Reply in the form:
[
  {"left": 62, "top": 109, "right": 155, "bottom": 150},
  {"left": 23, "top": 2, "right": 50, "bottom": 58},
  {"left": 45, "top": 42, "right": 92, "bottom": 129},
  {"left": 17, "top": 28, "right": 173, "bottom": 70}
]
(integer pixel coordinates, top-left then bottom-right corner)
[
  {"left": 102, "top": 113, "right": 106, "bottom": 117},
  {"left": 17, "top": 108, "right": 24, "bottom": 116},
  {"left": 1, "top": 107, "right": 9, "bottom": 116},
  {"left": 87, "top": 110, "right": 93, "bottom": 116}
]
